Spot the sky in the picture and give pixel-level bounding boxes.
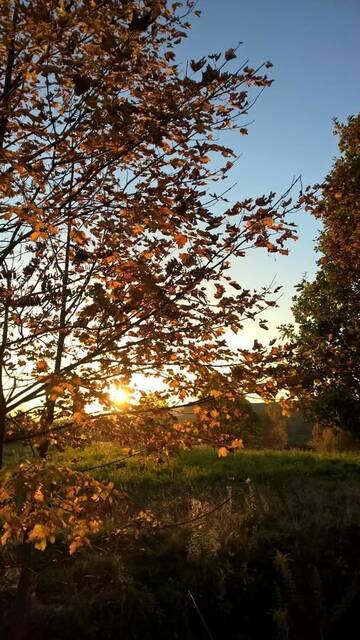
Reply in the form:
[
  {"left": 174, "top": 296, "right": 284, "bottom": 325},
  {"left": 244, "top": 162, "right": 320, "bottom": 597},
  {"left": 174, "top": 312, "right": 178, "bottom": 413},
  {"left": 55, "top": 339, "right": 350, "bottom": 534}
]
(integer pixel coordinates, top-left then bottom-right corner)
[{"left": 176, "top": 0, "right": 360, "bottom": 344}]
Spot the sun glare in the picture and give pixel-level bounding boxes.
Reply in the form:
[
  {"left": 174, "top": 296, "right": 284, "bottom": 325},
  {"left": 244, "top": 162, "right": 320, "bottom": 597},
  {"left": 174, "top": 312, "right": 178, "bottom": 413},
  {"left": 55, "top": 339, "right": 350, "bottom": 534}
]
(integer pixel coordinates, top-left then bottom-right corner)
[
  {"left": 86, "top": 376, "right": 165, "bottom": 414},
  {"left": 109, "top": 384, "right": 131, "bottom": 406}
]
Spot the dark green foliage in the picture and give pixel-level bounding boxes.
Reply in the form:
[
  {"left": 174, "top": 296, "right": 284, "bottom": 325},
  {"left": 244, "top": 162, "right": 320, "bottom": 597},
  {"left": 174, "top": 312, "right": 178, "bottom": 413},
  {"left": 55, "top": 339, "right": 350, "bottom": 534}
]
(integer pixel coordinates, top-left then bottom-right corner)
[{"left": 283, "top": 114, "right": 360, "bottom": 433}]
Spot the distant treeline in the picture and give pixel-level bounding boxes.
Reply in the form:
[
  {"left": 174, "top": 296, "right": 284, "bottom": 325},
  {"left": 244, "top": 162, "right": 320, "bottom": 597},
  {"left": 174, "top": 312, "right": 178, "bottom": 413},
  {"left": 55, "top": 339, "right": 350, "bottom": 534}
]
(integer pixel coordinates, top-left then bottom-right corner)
[{"left": 175, "top": 400, "right": 313, "bottom": 450}]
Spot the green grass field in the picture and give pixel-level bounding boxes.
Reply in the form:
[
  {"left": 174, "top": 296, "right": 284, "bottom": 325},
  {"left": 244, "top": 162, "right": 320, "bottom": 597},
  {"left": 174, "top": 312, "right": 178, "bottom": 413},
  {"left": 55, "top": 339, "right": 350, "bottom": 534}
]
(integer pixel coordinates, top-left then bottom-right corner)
[
  {"left": 55, "top": 442, "right": 360, "bottom": 482},
  {"left": 3, "top": 443, "right": 360, "bottom": 639}
]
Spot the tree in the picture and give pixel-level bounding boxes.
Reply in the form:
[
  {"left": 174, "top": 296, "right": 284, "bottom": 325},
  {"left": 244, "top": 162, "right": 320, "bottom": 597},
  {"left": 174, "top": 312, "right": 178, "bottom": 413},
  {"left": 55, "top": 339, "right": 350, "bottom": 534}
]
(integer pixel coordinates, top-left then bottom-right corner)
[
  {"left": 282, "top": 114, "right": 360, "bottom": 433},
  {"left": 196, "top": 396, "right": 288, "bottom": 450},
  {"left": 0, "top": 0, "right": 299, "bottom": 556},
  {"left": 260, "top": 402, "right": 288, "bottom": 449}
]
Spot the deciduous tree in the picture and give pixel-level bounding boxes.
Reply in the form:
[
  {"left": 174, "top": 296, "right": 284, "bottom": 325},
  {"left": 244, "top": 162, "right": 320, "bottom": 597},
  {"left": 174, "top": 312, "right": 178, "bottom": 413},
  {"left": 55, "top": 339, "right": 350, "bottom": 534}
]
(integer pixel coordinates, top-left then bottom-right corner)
[{"left": 0, "top": 0, "right": 299, "bottom": 559}]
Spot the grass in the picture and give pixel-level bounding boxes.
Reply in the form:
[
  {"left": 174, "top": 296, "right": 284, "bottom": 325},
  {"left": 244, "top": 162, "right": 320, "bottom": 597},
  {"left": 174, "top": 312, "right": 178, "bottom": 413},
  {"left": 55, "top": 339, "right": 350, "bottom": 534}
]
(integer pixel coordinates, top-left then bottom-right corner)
[
  {"left": 3, "top": 443, "right": 360, "bottom": 639},
  {"left": 54, "top": 443, "right": 360, "bottom": 498}
]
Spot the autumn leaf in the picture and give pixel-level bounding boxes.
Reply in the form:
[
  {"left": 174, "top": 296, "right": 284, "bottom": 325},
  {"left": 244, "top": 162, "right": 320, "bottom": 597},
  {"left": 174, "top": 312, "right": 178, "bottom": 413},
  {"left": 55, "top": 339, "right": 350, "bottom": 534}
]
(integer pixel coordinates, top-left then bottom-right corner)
[
  {"left": 1, "top": 524, "right": 12, "bottom": 547},
  {"left": 30, "top": 231, "right": 47, "bottom": 241},
  {"left": 231, "top": 438, "right": 244, "bottom": 450},
  {"left": 190, "top": 57, "right": 206, "bottom": 72},
  {"left": 263, "top": 217, "right": 273, "bottom": 227},
  {"left": 73, "top": 74, "right": 91, "bottom": 96},
  {"left": 132, "top": 224, "right": 144, "bottom": 235},
  {"left": 217, "top": 447, "right": 229, "bottom": 458},
  {"left": 70, "top": 229, "right": 88, "bottom": 246},
  {"left": 69, "top": 537, "right": 88, "bottom": 555},
  {"left": 225, "top": 48, "right": 237, "bottom": 61},
  {"left": 28, "top": 524, "right": 54, "bottom": 551},
  {"left": 174, "top": 233, "right": 187, "bottom": 247},
  {"left": 36, "top": 360, "right": 48, "bottom": 372}
]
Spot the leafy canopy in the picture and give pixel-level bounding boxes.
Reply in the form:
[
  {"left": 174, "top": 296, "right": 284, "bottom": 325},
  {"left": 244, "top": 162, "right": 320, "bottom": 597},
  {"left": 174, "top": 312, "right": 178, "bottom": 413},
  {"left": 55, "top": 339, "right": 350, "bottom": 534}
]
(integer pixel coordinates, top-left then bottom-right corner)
[{"left": 0, "top": 0, "right": 299, "bottom": 552}]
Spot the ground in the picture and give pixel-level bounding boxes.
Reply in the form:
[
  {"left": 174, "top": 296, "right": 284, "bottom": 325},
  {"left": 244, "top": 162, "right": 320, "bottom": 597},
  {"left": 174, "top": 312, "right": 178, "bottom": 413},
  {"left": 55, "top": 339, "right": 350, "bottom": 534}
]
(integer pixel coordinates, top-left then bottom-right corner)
[{"left": 2, "top": 444, "right": 360, "bottom": 639}]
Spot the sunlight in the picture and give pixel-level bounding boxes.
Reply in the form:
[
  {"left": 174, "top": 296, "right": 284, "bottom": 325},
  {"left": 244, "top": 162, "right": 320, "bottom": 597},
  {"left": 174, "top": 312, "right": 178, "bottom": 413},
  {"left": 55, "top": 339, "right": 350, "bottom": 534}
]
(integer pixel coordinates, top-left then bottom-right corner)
[
  {"left": 109, "top": 383, "right": 131, "bottom": 406},
  {"left": 132, "top": 373, "right": 165, "bottom": 396}
]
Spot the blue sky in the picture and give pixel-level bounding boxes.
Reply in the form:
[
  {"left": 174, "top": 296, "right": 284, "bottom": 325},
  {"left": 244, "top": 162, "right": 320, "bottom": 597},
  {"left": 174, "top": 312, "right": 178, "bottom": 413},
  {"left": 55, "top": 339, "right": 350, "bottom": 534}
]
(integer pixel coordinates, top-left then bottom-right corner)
[{"left": 178, "top": 0, "right": 360, "bottom": 342}]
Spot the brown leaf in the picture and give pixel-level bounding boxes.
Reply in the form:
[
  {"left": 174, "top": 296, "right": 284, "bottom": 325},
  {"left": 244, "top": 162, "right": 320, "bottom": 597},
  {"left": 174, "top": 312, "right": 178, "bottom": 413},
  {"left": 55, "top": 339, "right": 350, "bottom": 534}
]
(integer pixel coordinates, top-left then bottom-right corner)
[{"left": 225, "top": 48, "right": 237, "bottom": 61}]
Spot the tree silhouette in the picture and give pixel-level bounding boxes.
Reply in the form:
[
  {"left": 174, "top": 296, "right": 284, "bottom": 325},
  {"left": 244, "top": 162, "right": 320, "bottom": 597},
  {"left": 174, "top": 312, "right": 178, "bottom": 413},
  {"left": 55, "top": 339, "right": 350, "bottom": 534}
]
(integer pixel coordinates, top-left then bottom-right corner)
[{"left": 282, "top": 114, "right": 360, "bottom": 433}]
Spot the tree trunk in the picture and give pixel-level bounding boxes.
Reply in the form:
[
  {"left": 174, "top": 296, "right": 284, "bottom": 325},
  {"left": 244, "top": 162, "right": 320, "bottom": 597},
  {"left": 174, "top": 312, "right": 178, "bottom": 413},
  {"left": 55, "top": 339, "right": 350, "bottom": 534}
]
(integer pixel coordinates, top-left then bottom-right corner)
[
  {"left": 12, "top": 543, "right": 32, "bottom": 640},
  {"left": 0, "top": 398, "right": 6, "bottom": 469}
]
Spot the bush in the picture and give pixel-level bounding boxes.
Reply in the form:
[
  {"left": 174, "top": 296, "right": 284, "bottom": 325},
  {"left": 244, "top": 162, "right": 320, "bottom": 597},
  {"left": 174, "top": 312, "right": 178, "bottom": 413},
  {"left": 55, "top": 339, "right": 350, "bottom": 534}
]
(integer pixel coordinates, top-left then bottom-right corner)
[{"left": 311, "top": 424, "right": 360, "bottom": 452}]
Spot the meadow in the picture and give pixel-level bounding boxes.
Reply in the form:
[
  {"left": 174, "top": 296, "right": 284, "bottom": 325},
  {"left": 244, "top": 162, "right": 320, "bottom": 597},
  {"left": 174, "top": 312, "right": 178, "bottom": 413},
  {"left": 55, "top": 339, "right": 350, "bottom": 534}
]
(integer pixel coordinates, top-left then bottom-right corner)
[{"left": 2, "top": 444, "right": 360, "bottom": 639}]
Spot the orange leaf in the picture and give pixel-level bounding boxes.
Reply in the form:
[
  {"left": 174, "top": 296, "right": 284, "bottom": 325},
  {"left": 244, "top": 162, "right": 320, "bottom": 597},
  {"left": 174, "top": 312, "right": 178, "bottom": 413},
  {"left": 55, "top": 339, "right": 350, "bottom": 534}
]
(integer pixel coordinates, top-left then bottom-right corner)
[
  {"left": 174, "top": 233, "right": 187, "bottom": 248},
  {"left": 36, "top": 359, "right": 48, "bottom": 372},
  {"left": 231, "top": 438, "right": 244, "bottom": 450}
]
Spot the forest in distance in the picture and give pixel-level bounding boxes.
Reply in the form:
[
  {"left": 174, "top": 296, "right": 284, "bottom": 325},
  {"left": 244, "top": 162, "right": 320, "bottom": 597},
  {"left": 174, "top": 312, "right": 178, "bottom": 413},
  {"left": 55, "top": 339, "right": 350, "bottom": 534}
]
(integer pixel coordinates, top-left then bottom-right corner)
[{"left": 0, "top": 1, "right": 359, "bottom": 639}]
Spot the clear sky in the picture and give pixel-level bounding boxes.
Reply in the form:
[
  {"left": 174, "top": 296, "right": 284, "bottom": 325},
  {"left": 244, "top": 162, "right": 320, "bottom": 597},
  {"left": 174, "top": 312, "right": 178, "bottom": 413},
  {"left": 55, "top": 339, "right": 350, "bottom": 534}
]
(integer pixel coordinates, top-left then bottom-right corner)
[{"left": 178, "top": 0, "right": 360, "bottom": 343}]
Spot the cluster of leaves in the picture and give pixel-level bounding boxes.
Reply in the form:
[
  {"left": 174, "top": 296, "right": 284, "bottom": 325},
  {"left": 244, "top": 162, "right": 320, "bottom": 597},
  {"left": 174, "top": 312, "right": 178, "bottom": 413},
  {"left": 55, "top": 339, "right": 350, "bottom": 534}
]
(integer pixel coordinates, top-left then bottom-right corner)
[
  {"left": 281, "top": 114, "right": 360, "bottom": 433},
  {"left": 0, "top": 460, "right": 125, "bottom": 554},
  {"left": 0, "top": 0, "right": 301, "bottom": 562}
]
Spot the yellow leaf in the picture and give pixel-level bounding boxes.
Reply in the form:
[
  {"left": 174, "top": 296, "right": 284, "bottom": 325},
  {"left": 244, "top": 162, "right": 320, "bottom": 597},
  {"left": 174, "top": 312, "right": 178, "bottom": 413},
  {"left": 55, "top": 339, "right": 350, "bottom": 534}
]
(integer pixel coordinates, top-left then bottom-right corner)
[
  {"left": 28, "top": 523, "right": 48, "bottom": 540},
  {"left": 28, "top": 523, "right": 53, "bottom": 551},
  {"left": 34, "top": 538, "right": 47, "bottom": 551},
  {"left": 210, "top": 389, "right": 222, "bottom": 398},
  {"left": 30, "top": 231, "right": 43, "bottom": 241},
  {"left": 217, "top": 447, "right": 229, "bottom": 458},
  {"left": 231, "top": 438, "right": 244, "bottom": 450}
]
